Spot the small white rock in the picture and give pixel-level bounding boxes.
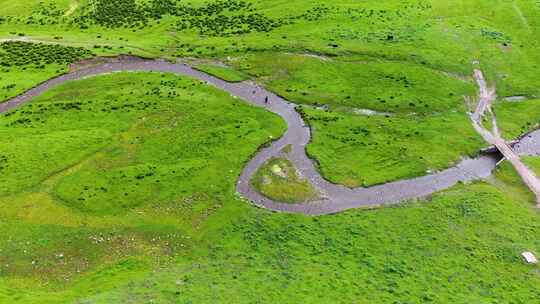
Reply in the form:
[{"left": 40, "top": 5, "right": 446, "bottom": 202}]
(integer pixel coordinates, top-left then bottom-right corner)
[{"left": 522, "top": 251, "right": 538, "bottom": 264}]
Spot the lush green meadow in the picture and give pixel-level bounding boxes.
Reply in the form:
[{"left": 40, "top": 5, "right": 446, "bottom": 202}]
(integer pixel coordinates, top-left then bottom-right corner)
[
  {"left": 1, "top": 0, "right": 540, "bottom": 302},
  {"left": 0, "top": 71, "right": 539, "bottom": 303},
  {"left": 0, "top": 41, "right": 93, "bottom": 100},
  {"left": 230, "top": 53, "right": 484, "bottom": 186},
  {"left": 0, "top": 0, "right": 538, "bottom": 93},
  {"left": 494, "top": 98, "right": 540, "bottom": 140},
  {"left": 0, "top": 71, "right": 285, "bottom": 298},
  {"left": 1, "top": 0, "right": 540, "bottom": 184},
  {"left": 300, "top": 107, "right": 483, "bottom": 187}
]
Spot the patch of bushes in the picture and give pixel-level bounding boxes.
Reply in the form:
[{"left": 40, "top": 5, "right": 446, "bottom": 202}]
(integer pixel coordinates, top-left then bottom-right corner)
[
  {"left": 24, "top": 2, "right": 64, "bottom": 26},
  {"left": 0, "top": 41, "right": 93, "bottom": 68},
  {"left": 0, "top": 155, "right": 8, "bottom": 172},
  {"left": 73, "top": 0, "right": 285, "bottom": 36},
  {"left": 72, "top": 0, "right": 334, "bottom": 37},
  {"left": 79, "top": 0, "right": 149, "bottom": 29}
]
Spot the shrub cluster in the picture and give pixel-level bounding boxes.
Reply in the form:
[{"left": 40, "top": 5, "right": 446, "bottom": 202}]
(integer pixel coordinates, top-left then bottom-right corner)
[
  {"left": 73, "top": 0, "right": 305, "bottom": 36},
  {"left": 3, "top": 0, "right": 335, "bottom": 39},
  {"left": 24, "top": 2, "right": 64, "bottom": 26},
  {"left": 176, "top": 13, "right": 282, "bottom": 37},
  {"left": 0, "top": 41, "right": 93, "bottom": 68},
  {"left": 78, "top": 0, "right": 149, "bottom": 29},
  {"left": 0, "top": 155, "right": 7, "bottom": 172},
  {"left": 174, "top": 1, "right": 284, "bottom": 36},
  {"left": 75, "top": 0, "right": 283, "bottom": 36},
  {"left": 291, "top": 5, "right": 332, "bottom": 22}
]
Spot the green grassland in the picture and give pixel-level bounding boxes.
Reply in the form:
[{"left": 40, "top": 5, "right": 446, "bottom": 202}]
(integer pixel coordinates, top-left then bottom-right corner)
[
  {"left": 1, "top": 0, "right": 539, "bottom": 185},
  {"left": 494, "top": 98, "right": 540, "bottom": 140},
  {"left": 120, "top": 178, "right": 540, "bottom": 304},
  {"left": 525, "top": 156, "right": 540, "bottom": 169},
  {"left": 0, "top": 41, "right": 93, "bottom": 101},
  {"left": 3, "top": 126, "right": 540, "bottom": 303},
  {"left": 300, "top": 107, "right": 483, "bottom": 187},
  {"left": 231, "top": 53, "right": 476, "bottom": 114},
  {"left": 0, "top": 0, "right": 538, "bottom": 95},
  {"left": 232, "top": 53, "right": 484, "bottom": 186},
  {"left": 1, "top": 0, "right": 540, "bottom": 302},
  {"left": 251, "top": 157, "right": 319, "bottom": 203},
  {"left": 0, "top": 72, "right": 286, "bottom": 297},
  {"left": 0, "top": 70, "right": 539, "bottom": 304}
]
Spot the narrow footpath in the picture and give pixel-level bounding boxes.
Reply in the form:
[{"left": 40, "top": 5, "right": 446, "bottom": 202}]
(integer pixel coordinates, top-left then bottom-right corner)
[{"left": 471, "top": 69, "right": 540, "bottom": 205}]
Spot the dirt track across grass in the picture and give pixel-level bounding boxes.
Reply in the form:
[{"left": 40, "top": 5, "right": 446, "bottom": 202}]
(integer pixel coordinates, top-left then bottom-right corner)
[{"left": 470, "top": 69, "right": 540, "bottom": 205}]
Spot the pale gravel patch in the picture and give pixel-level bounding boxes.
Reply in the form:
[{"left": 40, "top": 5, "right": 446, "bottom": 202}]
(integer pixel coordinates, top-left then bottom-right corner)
[
  {"left": 503, "top": 96, "right": 527, "bottom": 102},
  {"left": 64, "top": 1, "right": 79, "bottom": 17}
]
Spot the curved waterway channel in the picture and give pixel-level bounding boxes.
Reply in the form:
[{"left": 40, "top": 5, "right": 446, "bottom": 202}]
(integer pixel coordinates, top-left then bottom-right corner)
[{"left": 1, "top": 56, "right": 539, "bottom": 215}]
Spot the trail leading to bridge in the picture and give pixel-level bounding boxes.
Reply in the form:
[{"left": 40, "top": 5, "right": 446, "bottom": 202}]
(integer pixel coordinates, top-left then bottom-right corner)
[
  {"left": 1, "top": 56, "right": 540, "bottom": 215},
  {"left": 470, "top": 69, "right": 540, "bottom": 206}
]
